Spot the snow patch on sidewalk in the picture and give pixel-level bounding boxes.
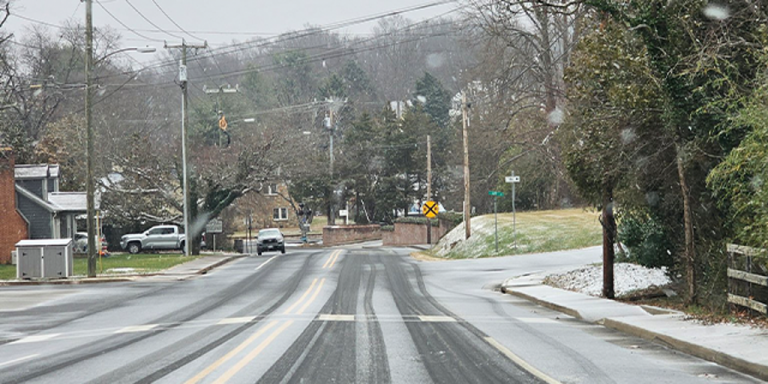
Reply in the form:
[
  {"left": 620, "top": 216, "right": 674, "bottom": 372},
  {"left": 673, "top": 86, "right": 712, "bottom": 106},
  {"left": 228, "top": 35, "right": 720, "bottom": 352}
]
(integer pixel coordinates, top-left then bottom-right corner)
[{"left": 545, "top": 263, "right": 671, "bottom": 297}]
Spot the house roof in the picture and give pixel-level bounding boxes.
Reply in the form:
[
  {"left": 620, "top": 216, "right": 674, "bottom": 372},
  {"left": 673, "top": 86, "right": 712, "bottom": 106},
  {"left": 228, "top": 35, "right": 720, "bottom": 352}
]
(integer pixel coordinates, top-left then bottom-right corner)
[
  {"left": 14, "top": 164, "right": 60, "bottom": 180},
  {"left": 48, "top": 192, "right": 87, "bottom": 212}
]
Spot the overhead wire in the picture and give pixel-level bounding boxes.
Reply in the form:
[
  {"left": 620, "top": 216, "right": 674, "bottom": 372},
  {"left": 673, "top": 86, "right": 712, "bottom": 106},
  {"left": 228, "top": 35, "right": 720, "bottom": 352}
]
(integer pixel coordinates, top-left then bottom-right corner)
[
  {"left": 149, "top": 0, "right": 205, "bottom": 42},
  {"left": 123, "top": 0, "right": 184, "bottom": 40},
  {"left": 93, "top": 0, "right": 165, "bottom": 43}
]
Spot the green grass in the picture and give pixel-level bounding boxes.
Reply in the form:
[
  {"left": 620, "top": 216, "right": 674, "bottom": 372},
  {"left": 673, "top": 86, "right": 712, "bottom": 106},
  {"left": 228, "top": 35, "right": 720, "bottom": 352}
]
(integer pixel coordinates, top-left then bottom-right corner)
[
  {"left": 433, "top": 208, "right": 603, "bottom": 259},
  {"left": 0, "top": 264, "right": 15, "bottom": 280},
  {"left": 0, "top": 253, "right": 200, "bottom": 280}
]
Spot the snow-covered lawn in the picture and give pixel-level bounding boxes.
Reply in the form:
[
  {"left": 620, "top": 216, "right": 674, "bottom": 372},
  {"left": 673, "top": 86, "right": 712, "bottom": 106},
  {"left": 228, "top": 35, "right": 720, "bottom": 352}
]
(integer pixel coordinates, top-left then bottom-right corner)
[{"left": 544, "top": 263, "right": 671, "bottom": 297}]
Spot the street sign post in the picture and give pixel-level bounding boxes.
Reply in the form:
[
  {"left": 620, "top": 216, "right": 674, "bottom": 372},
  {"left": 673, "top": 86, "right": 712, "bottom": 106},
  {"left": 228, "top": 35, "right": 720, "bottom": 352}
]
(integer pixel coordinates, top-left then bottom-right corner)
[
  {"left": 206, "top": 219, "right": 223, "bottom": 251},
  {"left": 488, "top": 191, "right": 504, "bottom": 252},
  {"left": 422, "top": 201, "right": 439, "bottom": 245},
  {"left": 505, "top": 171, "right": 521, "bottom": 249}
]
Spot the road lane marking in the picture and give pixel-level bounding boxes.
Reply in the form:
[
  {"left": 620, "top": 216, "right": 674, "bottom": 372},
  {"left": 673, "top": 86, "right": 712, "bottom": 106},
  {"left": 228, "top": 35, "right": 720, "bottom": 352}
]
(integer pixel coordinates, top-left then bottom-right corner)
[
  {"left": 418, "top": 315, "right": 457, "bottom": 322},
  {"left": 484, "top": 337, "right": 562, "bottom": 384},
  {"left": 318, "top": 314, "right": 355, "bottom": 322},
  {"left": 0, "top": 354, "right": 39, "bottom": 367},
  {"left": 323, "top": 249, "right": 341, "bottom": 269},
  {"left": 254, "top": 255, "right": 278, "bottom": 271},
  {"left": 515, "top": 317, "right": 558, "bottom": 324},
  {"left": 296, "top": 278, "right": 325, "bottom": 315},
  {"left": 217, "top": 316, "right": 256, "bottom": 325},
  {"left": 327, "top": 251, "right": 341, "bottom": 269},
  {"left": 115, "top": 324, "right": 159, "bottom": 334},
  {"left": 184, "top": 320, "right": 279, "bottom": 384},
  {"left": 11, "top": 334, "right": 61, "bottom": 344},
  {"left": 212, "top": 320, "right": 294, "bottom": 384},
  {"left": 282, "top": 278, "right": 318, "bottom": 315}
]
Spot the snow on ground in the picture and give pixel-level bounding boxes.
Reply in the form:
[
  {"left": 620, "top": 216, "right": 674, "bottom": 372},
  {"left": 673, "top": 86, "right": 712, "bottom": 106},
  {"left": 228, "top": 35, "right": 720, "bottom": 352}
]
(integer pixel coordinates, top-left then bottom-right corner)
[
  {"left": 434, "top": 216, "right": 499, "bottom": 258},
  {"left": 545, "top": 263, "right": 671, "bottom": 297}
]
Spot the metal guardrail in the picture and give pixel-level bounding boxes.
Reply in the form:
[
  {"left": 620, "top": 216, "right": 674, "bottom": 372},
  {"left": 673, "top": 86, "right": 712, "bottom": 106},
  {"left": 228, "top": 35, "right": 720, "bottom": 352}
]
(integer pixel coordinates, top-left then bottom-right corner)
[{"left": 727, "top": 244, "right": 768, "bottom": 315}]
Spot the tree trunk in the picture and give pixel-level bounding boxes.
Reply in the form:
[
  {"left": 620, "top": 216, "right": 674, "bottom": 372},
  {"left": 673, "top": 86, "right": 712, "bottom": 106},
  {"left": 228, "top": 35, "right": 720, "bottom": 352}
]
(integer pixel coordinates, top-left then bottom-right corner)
[
  {"left": 677, "top": 146, "right": 697, "bottom": 304},
  {"left": 602, "top": 188, "right": 616, "bottom": 299}
]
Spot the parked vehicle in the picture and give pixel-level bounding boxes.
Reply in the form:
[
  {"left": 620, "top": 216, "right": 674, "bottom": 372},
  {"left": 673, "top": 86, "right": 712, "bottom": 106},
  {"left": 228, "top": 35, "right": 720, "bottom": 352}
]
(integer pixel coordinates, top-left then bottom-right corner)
[
  {"left": 256, "top": 228, "right": 285, "bottom": 255},
  {"left": 74, "top": 232, "right": 108, "bottom": 255},
  {"left": 120, "top": 225, "right": 186, "bottom": 254}
]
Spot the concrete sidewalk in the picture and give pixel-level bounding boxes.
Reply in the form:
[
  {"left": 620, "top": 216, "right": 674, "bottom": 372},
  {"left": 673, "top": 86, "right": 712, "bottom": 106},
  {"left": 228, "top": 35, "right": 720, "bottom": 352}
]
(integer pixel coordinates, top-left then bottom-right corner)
[
  {"left": 502, "top": 274, "right": 768, "bottom": 382},
  {"left": 159, "top": 253, "right": 246, "bottom": 276}
]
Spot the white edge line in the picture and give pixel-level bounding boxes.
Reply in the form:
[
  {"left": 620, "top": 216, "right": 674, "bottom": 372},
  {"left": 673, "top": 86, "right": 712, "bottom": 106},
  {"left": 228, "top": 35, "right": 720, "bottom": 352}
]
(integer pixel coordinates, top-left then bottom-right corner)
[
  {"left": 255, "top": 255, "right": 278, "bottom": 271},
  {"left": 484, "top": 337, "right": 562, "bottom": 384},
  {"left": 0, "top": 354, "right": 39, "bottom": 368}
]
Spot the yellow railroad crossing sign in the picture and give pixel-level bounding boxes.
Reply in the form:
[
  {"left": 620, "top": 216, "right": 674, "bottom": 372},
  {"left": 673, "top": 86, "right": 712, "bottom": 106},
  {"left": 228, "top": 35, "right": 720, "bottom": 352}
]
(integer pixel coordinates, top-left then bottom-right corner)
[{"left": 422, "top": 200, "right": 439, "bottom": 218}]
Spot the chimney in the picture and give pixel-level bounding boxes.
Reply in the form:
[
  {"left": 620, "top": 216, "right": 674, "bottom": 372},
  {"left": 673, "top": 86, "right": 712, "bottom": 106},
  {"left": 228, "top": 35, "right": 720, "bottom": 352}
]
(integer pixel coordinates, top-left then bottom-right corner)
[{"left": 0, "top": 148, "right": 29, "bottom": 264}]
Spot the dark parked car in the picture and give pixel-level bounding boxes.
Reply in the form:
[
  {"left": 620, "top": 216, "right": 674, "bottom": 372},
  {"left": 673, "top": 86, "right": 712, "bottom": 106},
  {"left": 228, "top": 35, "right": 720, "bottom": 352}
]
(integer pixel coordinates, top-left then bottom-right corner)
[{"left": 256, "top": 228, "right": 285, "bottom": 255}]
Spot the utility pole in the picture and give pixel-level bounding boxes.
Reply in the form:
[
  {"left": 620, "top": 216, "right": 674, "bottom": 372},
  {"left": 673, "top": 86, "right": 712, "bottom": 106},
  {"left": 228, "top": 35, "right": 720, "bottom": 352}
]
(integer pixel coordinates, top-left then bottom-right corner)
[
  {"left": 462, "top": 91, "right": 471, "bottom": 240},
  {"left": 166, "top": 40, "right": 206, "bottom": 255},
  {"left": 328, "top": 107, "right": 335, "bottom": 225},
  {"left": 426, "top": 135, "right": 432, "bottom": 245},
  {"left": 84, "top": 0, "right": 96, "bottom": 277}
]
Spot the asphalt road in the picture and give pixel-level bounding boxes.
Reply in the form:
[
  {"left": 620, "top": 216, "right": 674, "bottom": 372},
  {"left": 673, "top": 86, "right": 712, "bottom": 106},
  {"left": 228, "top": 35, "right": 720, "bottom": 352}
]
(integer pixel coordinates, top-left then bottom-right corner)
[{"left": 0, "top": 246, "right": 761, "bottom": 383}]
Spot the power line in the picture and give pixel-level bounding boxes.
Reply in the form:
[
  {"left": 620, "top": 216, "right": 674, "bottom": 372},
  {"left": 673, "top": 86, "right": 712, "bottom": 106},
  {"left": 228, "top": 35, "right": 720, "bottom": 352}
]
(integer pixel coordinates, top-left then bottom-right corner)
[
  {"left": 93, "top": 0, "right": 165, "bottom": 42},
  {"left": 123, "top": 0, "right": 184, "bottom": 40},
  {"left": 149, "top": 0, "right": 205, "bottom": 42}
]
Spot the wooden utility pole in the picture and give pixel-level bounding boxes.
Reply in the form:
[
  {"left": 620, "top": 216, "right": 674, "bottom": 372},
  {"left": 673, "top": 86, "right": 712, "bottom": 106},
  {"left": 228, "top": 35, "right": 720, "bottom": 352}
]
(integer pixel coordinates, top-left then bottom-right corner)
[
  {"left": 328, "top": 107, "right": 335, "bottom": 225},
  {"left": 166, "top": 40, "right": 206, "bottom": 255},
  {"left": 85, "top": 0, "right": 96, "bottom": 277},
  {"left": 462, "top": 91, "right": 471, "bottom": 240},
  {"left": 426, "top": 135, "right": 432, "bottom": 245}
]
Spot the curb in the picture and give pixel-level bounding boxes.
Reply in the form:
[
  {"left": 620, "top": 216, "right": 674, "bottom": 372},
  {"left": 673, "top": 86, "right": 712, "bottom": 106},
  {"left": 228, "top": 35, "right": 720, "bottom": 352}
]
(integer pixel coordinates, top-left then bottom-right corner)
[
  {"left": 191, "top": 254, "right": 246, "bottom": 275},
  {"left": 602, "top": 318, "right": 768, "bottom": 382},
  {"left": 505, "top": 289, "right": 583, "bottom": 320},
  {"left": 0, "top": 277, "right": 135, "bottom": 286}
]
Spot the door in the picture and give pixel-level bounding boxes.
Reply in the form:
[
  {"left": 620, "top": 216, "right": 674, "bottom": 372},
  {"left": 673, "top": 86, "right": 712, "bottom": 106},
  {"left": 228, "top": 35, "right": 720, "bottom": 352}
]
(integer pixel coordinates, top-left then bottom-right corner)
[{"left": 144, "top": 227, "right": 165, "bottom": 249}]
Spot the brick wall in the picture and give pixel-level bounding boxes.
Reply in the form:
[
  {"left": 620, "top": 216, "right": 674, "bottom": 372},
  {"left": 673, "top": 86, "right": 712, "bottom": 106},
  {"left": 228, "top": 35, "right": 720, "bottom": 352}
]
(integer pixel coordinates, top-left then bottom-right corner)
[
  {"left": 0, "top": 150, "right": 29, "bottom": 264},
  {"left": 323, "top": 225, "right": 381, "bottom": 246},
  {"left": 382, "top": 221, "right": 451, "bottom": 246}
]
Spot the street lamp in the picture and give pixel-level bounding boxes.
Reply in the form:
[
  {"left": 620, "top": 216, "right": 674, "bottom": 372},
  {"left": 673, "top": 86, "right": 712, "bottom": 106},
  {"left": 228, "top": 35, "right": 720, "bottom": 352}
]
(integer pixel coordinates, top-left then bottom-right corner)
[{"left": 85, "top": 0, "right": 156, "bottom": 278}]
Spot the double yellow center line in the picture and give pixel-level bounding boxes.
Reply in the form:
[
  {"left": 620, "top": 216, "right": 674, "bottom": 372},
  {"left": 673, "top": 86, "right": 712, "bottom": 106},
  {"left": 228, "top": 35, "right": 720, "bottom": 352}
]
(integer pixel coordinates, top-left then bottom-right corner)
[
  {"left": 186, "top": 278, "right": 326, "bottom": 384},
  {"left": 322, "top": 249, "right": 342, "bottom": 269},
  {"left": 185, "top": 251, "right": 341, "bottom": 383}
]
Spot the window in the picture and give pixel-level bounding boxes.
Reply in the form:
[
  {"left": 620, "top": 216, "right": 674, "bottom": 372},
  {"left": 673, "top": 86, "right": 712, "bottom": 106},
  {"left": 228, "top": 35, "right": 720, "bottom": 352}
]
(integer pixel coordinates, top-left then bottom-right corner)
[
  {"left": 273, "top": 207, "right": 288, "bottom": 221},
  {"left": 267, "top": 183, "right": 278, "bottom": 195}
]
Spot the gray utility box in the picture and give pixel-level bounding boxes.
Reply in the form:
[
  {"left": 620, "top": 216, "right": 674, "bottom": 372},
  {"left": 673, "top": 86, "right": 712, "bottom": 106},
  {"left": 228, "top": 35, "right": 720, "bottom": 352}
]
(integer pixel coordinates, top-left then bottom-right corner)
[{"left": 15, "top": 239, "right": 74, "bottom": 279}]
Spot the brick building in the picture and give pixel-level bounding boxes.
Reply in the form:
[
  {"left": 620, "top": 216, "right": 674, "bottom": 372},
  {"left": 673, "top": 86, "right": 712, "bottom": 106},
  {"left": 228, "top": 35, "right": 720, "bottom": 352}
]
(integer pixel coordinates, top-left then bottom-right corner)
[
  {"left": 0, "top": 149, "right": 87, "bottom": 264},
  {"left": 0, "top": 149, "right": 28, "bottom": 264}
]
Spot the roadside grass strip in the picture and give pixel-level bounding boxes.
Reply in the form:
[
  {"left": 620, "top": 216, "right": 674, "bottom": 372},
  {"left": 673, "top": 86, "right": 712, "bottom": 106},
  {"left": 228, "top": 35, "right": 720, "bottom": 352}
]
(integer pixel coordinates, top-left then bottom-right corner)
[{"left": 433, "top": 208, "right": 602, "bottom": 259}]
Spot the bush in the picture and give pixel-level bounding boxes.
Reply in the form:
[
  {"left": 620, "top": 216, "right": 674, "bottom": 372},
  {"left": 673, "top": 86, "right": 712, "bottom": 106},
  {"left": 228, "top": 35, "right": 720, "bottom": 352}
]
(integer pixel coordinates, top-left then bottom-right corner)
[
  {"left": 618, "top": 210, "right": 673, "bottom": 269},
  {"left": 394, "top": 217, "right": 439, "bottom": 226}
]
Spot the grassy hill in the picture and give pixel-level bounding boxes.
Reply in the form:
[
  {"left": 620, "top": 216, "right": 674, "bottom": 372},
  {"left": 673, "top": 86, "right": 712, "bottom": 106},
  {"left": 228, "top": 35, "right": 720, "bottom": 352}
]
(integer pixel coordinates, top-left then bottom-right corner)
[{"left": 431, "top": 208, "right": 602, "bottom": 259}]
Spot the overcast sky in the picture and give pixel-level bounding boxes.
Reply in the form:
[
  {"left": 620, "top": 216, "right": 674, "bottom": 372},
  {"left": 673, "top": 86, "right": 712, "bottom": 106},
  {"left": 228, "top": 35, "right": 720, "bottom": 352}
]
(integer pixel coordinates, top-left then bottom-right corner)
[{"left": 4, "top": 0, "right": 458, "bottom": 52}]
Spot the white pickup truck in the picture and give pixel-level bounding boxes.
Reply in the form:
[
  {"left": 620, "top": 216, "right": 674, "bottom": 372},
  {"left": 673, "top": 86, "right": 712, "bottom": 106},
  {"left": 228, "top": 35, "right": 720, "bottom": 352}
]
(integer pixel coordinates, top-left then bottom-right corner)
[{"left": 120, "top": 225, "right": 186, "bottom": 254}]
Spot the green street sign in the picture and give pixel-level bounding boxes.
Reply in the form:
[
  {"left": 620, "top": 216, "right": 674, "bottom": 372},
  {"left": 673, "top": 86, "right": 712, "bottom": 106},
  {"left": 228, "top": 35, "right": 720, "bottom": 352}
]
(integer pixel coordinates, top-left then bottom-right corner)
[{"left": 488, "top": 191, "right": 504, "bottom": 197}]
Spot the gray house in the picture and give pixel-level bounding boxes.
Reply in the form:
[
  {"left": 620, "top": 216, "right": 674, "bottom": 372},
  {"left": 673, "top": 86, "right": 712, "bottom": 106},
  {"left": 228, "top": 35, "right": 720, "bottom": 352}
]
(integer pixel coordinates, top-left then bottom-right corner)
[{"left": 14, "top": 164, "right": 89, "bottom": 241}]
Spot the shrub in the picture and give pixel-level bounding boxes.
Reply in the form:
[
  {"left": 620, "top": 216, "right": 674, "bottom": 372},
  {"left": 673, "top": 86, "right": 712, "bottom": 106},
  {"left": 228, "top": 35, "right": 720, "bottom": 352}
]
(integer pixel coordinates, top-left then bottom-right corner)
[{"left": 618, "top": 210, "right": 673, "bottom": 269}]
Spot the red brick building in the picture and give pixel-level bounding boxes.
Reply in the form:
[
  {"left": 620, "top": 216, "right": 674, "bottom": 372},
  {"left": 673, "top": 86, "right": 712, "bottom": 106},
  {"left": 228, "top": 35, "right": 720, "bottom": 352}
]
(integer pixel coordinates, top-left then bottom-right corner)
[{"left": 0, "top": 149, "right": 29, "bottom": 264}]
